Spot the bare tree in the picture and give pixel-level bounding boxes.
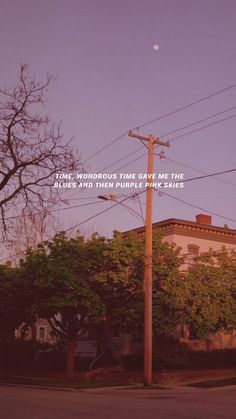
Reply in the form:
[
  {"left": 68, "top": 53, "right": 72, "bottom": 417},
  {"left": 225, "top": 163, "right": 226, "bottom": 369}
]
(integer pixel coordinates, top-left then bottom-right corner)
[
  {"left": 0, "top": 65, "right": 81, "bottom": 236},
  {"left": 7, "top": 208, "right": 58, "bottom": 264}
]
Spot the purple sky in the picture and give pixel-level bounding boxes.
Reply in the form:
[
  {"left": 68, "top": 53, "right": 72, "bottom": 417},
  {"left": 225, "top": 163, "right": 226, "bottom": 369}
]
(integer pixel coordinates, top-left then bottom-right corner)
[{"left": 1, "top": 0, "right": 236, "bottom": 238}]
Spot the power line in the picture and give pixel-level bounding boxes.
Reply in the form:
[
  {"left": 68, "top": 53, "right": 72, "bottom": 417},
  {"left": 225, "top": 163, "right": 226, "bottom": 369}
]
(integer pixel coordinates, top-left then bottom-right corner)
[
  {"left": 6, "top": 167, "right": 235, "bottom": 222},
  {"left": 59, "top": 103, "right": 236, "bottom": 205},
  {"left": 115, "top": 152, "right": 146, "bottom": 172},
  {"left": 102, "top": 149, "right": 236, "bottom": 184},
  {"left": 60, "top": 146, "right": 144, "bottom": 200},
  {"left": 83, "top": 82, "right": 236, "bottom": 163},
  {"left": 158, "top": 190, "right": 236, "bottom": 224},
  {"left": 21, "top": 179, "right": 236, "bottom": 235},
  {"left": 158, "top": 105, "right": 236, "bottom": 139},
  {"left": 167, "top": 113, "right": 236, "bottom": 143},
  {"left": 104, "top": 113, "right": 236, "bottom": 174},
  {"left": 64, "top": 188, "right": 147, "bottom": 233},
  {"left": 137, "top": 82, "right": 236, "bottom": 130},
  {"left": 152, "top": 166, "right": 236, "bottom": 185},
  {"left": 7, "top": 168, "right": 236, "bottom": 225},
  {"left": 13, "top": 165, "right": 235, "bottom": 227},
  {"left": 183, "top": 168, "right": 236, "bottom": 184},
  {"left": 63, "top": 195, "right": 106, "bottom": 200},
  {"left": 83, "top": 132, "right": 127, "bottom": 163},
  {"left": 0, "top": 189, "right": 148, "bottom": 263},
  {"left": 2, "top": 180, "right": 236, "bottom": 263},
  {"left": 165, "top": 157, "right": 236, "bottom": 187},
  {"left": 5, "top": 200, "right": 105, "bottom": 221},
  {"left": 100, "top": 145, "right": 143, "bottom": 172},
  {"left": 115, "top": 142, "right": 236, "bottom": 178},
  {"left": 66, "top": 193, "right": 128, "bottom": 202}
]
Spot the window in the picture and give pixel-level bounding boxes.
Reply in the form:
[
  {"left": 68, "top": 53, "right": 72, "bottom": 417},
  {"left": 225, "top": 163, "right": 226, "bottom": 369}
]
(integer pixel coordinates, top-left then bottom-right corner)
[
  {"left": 187, "top": 244, "right": 199, "bottom": 266},
  {"left": 38, "top": 326, "right": 46, "bottom": 342}
]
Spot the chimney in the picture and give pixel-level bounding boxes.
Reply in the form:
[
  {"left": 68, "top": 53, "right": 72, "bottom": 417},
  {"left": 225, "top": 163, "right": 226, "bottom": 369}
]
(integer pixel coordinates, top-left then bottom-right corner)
[{"left": 196, "top": 214, "right": 212, "bottom": 225}]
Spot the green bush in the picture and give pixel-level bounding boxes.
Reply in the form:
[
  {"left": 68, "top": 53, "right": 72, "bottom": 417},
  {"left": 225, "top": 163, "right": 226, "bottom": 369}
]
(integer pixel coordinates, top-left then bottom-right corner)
[
  {"left": 188, "top": 349, "right": 236, "bottom": 369},
  {"left": 0, "top": 340, "right": 101, "bottom": 372},
  {"left": 154, "top": 350, "right": 189, "bottom": 370},
  {"left": 153, "top": 337, "right": 189, "bottom": 370},
  {"left": 36, "top": 348, "right": 66, "bottom": 371},
  {"left": 120, "top": 336, "right": 236, "bottom": 371},
  {"left": 120, "top": 337, "right": 189, "bottom": 371},
  {"left": 120, "top": 354, "right": 143, "bottom": 370},
  {"left": 0, "top": 340, "right": 50, "bottom": 368}
]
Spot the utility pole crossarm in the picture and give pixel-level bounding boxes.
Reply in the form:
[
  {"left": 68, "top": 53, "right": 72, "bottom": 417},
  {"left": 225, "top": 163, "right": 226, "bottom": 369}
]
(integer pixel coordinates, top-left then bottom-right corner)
[{"left": 128, "top": 130, "right": 170, "bottom": 148}]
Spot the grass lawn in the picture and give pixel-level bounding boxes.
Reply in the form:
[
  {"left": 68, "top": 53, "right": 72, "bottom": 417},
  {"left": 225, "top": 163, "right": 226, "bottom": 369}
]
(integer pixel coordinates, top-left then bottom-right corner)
[
  {"left": 187, "top": 377, "right": 236, "bottom": 389},
  {"left": 120, "top": 384, "right": 173, "bottom": 390},
  {"left": 0, "top": 376, "right": 172, "bottom": 390},
  {"left": 0, "top": 376, "right": 125, "bottom": 389}
]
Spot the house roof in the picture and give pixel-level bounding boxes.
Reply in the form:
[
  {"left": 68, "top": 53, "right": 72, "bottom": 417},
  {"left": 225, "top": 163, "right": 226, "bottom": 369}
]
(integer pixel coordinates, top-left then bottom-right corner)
[{"left": 124, "top": 218, "right": 236, "bottom": 245}]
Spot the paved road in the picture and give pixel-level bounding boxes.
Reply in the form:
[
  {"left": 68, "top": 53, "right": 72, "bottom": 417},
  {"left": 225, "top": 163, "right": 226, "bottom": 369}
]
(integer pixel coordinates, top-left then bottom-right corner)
[{"left": 1, "top": 384, "right": 236, "bottom": 419}]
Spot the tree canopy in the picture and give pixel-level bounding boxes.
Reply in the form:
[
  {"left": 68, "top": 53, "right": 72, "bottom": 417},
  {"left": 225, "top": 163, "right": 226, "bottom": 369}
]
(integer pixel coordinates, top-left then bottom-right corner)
[
  {"left": 1, "top": 230, "right": 236, "bottom": 378},
  {"left": 19, "top": 232, "right": 107, "bottom": 378},
  {"left": 0, "top": 264, "right": 24, "bottom": 342},
  {"left": 95, "top": 230, "right": 184, "bottom": 338}
]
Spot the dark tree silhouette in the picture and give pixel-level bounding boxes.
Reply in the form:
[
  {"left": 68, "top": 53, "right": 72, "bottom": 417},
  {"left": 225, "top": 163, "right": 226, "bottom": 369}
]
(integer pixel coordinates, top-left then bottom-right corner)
[{"left": 0, "top": 65, "right": 81, "bottom": 236}]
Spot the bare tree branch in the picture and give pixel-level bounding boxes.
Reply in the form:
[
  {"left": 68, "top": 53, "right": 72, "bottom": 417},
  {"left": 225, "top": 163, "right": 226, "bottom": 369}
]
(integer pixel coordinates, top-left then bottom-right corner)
[{"left": 0, "top": 65, "right": 81, "bottom": 237}]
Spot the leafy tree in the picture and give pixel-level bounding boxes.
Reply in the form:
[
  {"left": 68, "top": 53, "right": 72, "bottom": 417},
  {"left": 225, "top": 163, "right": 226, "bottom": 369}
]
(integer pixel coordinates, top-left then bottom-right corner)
[
  {"left": 96, "top": 230, "right": 184, "bottom": 338},
  {"left": 0, "top": 264, "right": 24, "bottom": 342},
  {"left": 7, "top": 229, "right": 236, "bottom": 379},
  {"left": 180, "top": 248, "right": 236, "bottom": 339},
  {"left": 98, "top": 234, "right": 236, "bottom": 342},
  {"left": 20, "top": 232, "right": 107, "bottom": 379}
]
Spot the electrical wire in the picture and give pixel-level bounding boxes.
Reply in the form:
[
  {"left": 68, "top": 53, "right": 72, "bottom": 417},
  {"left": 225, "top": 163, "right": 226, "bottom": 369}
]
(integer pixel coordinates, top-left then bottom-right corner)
[
  {"left": 137, "top": 82, "right": 236, "bottom": 130},
  {"left": 102, "top": 111, "right": 236, "bottom": 174},
  {"left": 0, "top": 188, "right": 148, "bottom": 263},
  {"left": 150, "top": 166, "right": 236, "bottom": 186},
  {"left": 167, "top": 113, "right": 236, "bottom": 143},
  {"left": 63, "top": 188, "right": 147, "bottom": 233},
  {"left": 100, "top": 146, "right": 143, "bottom": 172},
  {"left": 165, "top": 157, "right": 236, "bottom": 187},
  {"left": 83, "top": 132, "right": 128, "bottom": 163},
  {"left": 115, "top": 152, "right": 147, "bottom": 172},
  {"left": 2, "top": 181, "right": 236, "bottom": 264},
  {"left": 82, "top": 82, "right": 236, "bottom": 163},
  {"left": 157, "top": 105, "right": 236, "bottom": 139},
  {"left": 5, "top": 200, "right": 106, "bottom": 221},
  {"left": 183, "top": 168, "right": 236, "bottom": 184},
  {"left": 59, "top": 97, "right": 236, "bottom": 208},
  {"left": 6, "top": 167, "right": 236, "bottom": 222},
  {"left": 157, "top": 190, "right": 236, "bottom": 224}
]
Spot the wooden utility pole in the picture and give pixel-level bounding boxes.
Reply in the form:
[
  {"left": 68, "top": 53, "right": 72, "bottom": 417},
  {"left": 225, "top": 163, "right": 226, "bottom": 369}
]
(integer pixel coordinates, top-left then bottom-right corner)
[{"left": 128, "top": 131, "right": 170, "bottom": 386}]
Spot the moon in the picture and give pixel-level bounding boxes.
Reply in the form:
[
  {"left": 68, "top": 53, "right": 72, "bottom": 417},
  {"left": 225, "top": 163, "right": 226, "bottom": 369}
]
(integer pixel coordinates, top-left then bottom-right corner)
[{"left": 153, "top": 44, "right": 160, "bottom": 51}]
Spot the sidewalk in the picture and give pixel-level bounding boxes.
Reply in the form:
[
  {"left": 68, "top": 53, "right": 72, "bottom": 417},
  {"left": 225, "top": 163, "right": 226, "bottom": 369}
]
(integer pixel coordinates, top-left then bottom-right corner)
[
  {"left": 1, "top": 367, "right": 236, "bottom": 393},
  {"left": 84, "top": 366, "right": 236, "bottom": 386}
]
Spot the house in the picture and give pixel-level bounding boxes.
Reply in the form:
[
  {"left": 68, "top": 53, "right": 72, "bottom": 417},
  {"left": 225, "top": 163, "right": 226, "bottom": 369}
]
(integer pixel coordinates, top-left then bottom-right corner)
[
  {"left": 127, "top": 213, "right": 236, "bottom": 268},
  {"left": 126, "top": 213, "right": 236, "bottom": 350}
]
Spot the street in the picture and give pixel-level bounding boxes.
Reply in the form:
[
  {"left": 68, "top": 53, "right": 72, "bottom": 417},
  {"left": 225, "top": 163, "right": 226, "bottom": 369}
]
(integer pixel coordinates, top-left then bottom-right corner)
[{"left": 1, "top": 384, "right": 236, "bottom": 419}]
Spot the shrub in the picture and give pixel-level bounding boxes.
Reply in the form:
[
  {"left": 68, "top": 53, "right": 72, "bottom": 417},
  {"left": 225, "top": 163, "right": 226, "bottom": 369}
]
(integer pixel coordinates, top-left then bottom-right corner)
[
  {"left": 0, "top": 340, "right": 50, "bottom": 369},
  {"left": 36, "top": 348, "right": 66, "bottom": 371},
  {"left": 120, "top": 354, "right": 143, "bottom": 370},
  {"left": 188, "top": 349, "right": 236, "bottom": 369}
]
